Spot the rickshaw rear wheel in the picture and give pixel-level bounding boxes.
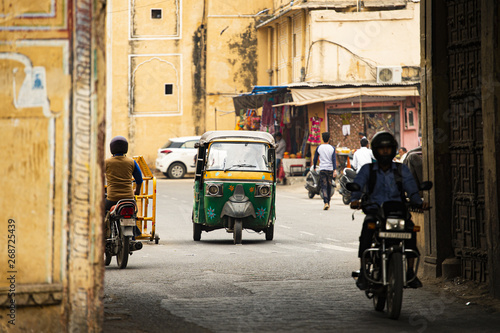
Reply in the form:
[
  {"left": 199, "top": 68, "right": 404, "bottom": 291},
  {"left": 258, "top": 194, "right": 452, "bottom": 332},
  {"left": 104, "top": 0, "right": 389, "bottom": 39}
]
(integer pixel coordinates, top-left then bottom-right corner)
[
  {"left": 233, "top": 219, "right": 242, "bottom": 244},
  {"left": 193, "top": 223, "right": 202, "bottom": 241},
  {"left": 265, "top": 223, "right": 274, "bottom": 241}
]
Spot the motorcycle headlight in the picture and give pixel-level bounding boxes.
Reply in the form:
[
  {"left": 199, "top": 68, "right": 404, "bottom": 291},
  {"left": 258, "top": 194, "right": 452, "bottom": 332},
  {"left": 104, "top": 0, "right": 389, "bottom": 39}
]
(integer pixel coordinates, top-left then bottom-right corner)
[
  {"left": 386, "top": 218, "right": 405, "bottom": 231},
  {"left": 206, "top": 183, "right": 223, "bottom": 197},
  {"left": 255, "top": 184, "right": 271, "bottom": 197}
]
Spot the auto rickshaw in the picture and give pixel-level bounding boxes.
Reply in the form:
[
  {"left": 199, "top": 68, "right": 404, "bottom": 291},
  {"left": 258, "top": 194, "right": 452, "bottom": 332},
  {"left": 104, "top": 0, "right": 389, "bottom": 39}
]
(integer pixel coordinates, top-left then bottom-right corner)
[{"left": 192, "top": 130, "right": 276, "bottom": 244}]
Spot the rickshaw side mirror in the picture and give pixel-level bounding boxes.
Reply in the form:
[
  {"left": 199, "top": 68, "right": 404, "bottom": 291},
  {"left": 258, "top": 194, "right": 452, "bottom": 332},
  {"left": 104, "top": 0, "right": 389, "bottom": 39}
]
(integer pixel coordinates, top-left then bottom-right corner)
[{"left": 267, "top": 148, "right": 275, "bottom": 164}]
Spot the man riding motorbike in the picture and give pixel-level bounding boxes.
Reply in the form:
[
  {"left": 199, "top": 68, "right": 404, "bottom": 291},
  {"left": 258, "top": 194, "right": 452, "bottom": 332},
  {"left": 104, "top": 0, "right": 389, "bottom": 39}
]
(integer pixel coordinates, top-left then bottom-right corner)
[
  {"left": 105, "top": 136, "right": 143, "bottom": 235},
  {"left": 350, "top": 132, "right": 429, "bottom": 290}
]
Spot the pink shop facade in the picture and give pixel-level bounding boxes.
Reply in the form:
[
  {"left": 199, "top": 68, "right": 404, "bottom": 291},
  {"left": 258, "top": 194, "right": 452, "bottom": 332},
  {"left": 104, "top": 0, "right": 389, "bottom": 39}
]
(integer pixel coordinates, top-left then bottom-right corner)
[{"left": 323, "top": 96, "right": 421, "bottom": 150}]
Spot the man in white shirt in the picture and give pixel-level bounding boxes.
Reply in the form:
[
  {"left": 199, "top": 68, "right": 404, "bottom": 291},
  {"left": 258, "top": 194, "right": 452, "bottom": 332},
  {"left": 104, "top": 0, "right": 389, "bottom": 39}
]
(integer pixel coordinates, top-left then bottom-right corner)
[
  {"left": 351, "top": 138, "right": 374, "bottom": 173},
  {"left": 313, "top": 132, "right": 336, "bottom": 210}
]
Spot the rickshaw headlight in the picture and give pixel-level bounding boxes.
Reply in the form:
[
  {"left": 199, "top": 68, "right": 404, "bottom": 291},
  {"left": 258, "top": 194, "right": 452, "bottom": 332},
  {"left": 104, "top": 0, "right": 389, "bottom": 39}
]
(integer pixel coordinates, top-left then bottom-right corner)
[
  {"left": 386, "top": 218, "right": 405, "bottom": 231},
  {"left": 206, "top": 183, "right": 223, "bottom": 197},
  {"left": 256, "top": 184, "right": 271, "bottom": 197}
]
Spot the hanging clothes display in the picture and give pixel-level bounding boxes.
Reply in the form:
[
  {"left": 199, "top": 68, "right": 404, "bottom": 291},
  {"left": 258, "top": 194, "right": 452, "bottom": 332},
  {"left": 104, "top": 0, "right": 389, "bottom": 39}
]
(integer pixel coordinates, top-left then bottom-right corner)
[{"left": 307, "top": 116, "right": 323, "bottom": 145}]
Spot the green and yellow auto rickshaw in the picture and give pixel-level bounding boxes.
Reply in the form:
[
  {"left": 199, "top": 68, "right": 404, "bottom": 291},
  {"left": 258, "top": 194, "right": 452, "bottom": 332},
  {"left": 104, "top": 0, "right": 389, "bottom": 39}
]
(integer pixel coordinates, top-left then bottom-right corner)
[{"left": 192, "top": 130, "right": 276, "bottom": 244}]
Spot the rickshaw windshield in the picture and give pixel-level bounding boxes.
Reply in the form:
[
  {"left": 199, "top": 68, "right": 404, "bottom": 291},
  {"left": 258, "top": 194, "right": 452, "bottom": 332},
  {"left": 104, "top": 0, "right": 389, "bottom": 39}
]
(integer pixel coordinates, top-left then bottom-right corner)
[{"left": 206, "top": 142, "right": 272, "bottom": 172}]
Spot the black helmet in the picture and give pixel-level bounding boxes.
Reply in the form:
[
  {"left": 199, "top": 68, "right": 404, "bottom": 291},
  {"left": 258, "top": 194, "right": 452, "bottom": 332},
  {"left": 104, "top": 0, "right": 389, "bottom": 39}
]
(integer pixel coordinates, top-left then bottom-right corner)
[
  {"left": 110, "top": 136, "right": 128, "bottom": 155},
  {"left": 371, "top": 131, "right": 398, "bottom": 165}
]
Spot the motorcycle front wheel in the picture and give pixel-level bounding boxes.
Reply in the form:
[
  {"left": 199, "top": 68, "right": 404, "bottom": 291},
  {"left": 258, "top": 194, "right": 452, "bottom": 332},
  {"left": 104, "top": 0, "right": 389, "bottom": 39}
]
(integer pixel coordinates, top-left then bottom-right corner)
[
  {"left": 116, "top": 231, "right": 129, "bottom": 269},
  {"left": 342, "top": 194, "right": 351, "bottom": 205},
  {"left": 386, "top": 252, "right": 403, "bottom": 319}
]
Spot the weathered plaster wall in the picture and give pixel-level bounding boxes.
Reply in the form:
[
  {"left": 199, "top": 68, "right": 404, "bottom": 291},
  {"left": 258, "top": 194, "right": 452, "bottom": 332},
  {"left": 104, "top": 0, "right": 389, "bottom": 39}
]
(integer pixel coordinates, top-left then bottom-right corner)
[
  {"left": 109, "top": 0, "right": 270, "bottom": 166},
  {"left": 308, "top": 3, "right": 420, "bottom": 82},
  {"left": 0, "top": 0, "right": 105, "bottom": 331}
]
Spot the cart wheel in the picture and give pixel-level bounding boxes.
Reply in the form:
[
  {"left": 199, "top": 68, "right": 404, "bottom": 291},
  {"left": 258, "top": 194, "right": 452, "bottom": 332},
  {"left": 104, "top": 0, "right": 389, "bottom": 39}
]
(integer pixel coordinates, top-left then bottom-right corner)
[
  {"left": 265, "top": 223, "right": 274, "bottom": 241},
  {"left": 233, "top": 219, "right": 242, "bottom": 244},
  {"left": 154, "top": 234, "right": 160, "bottom": 244},
  {"left": 193, "top": 222, "right": 202, "bottom": 241}
]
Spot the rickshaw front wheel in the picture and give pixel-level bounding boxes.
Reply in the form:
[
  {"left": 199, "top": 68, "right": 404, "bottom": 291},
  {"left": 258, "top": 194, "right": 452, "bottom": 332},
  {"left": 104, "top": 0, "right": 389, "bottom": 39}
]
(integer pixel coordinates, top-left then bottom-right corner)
[
  {"left": 193, "top": 223, "right": 202, "bottom": 241},
  {"left": 233, "top": 219, "right": 242, "bottom": 244}
]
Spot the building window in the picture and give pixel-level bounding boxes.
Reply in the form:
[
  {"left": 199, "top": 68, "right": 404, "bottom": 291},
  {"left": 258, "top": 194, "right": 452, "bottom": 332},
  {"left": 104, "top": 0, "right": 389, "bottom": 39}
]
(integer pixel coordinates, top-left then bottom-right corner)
[
  {"left": 405, "top": 107, "right": 416, "bottom": 129},
  {"left": 151, "top": 9, "right": 162, "bottom": 19},
  {"left": 165, "top": 84, "right": 173, "bottom": 95}
]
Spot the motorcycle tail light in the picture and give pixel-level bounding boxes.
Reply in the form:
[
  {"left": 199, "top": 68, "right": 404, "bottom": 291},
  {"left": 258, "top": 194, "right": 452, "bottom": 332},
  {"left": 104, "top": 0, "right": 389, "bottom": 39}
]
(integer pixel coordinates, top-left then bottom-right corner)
[
  {"left": 413, "top": 225, "right": 421, "bottom": 232},
  {"left": 367, "top": 222, "right": 376, "bottom": 230},
  {"left": 120, "top": 206, "right": 135, "bottom": 218}
]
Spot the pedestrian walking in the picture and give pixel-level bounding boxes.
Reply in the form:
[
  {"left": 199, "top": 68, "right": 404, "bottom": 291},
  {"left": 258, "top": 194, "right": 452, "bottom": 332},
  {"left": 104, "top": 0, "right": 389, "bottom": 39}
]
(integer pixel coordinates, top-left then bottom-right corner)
[{"left": 313, "top": 132, "right": 336, "bottom": 210}]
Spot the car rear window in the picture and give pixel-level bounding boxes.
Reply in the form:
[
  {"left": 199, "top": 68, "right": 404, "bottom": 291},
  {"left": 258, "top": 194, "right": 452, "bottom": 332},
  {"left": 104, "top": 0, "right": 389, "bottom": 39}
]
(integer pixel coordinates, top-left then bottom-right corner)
[{"left": 162, "top": 140, "right": 183, "bottom": 149}]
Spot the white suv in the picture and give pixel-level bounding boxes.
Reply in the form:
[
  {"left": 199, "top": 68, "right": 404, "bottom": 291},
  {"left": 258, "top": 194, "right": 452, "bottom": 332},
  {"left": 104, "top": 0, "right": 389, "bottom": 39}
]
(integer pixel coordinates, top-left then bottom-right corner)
[{"left": 155, "top": 136, "right": 201, "bottom": 179}]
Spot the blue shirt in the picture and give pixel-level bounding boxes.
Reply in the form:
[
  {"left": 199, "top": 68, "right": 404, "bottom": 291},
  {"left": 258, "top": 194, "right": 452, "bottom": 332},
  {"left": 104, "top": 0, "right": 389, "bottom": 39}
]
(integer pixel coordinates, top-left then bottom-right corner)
[{"left": 351, "top": 162, "right": 422, "bottom": 206}]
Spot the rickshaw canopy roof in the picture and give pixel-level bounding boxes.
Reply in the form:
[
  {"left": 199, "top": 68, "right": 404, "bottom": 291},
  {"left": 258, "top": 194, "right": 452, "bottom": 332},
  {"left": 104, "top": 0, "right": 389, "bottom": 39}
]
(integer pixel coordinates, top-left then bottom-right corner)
[{"left": 199, "top": 130, "right": 275, "bottom": 145}]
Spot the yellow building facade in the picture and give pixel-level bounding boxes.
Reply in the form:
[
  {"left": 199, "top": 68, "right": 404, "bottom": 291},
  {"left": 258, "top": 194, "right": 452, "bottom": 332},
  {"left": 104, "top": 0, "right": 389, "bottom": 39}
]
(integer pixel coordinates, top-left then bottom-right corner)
[
  {"left": 107, "top": 0, "right": 271, "bottom": 165},
  {"left": 1, "top": 0, "right": 105, "bottom": 331}
]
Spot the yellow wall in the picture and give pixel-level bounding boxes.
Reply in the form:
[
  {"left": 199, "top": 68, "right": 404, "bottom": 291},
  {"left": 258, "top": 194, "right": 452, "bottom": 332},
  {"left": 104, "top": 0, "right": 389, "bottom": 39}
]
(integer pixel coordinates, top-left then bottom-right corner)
[
  {"left": 0, "top": 0, "right": 105, "bottom": 331},
  {"left": 108, "top": 0, "right": 271, "bottom": 167}
]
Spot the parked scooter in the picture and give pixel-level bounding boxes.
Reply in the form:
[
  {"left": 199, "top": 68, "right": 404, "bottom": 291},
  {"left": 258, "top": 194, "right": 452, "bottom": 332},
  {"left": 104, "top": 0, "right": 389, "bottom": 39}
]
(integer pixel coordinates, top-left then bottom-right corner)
[
  {"left": 104, "top": 199, "right": 143, "bottom": 269},
  {"left": 305, "top": 168, "right": 335, "bottom": 199},
  {"left": 338, "top": 167, "right": 357, "bottom": 205}
]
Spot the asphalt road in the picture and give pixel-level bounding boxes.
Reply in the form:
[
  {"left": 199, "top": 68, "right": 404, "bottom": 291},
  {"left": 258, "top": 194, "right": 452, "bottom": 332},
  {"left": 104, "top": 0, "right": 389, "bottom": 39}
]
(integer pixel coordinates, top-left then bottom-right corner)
[{"left": 104, "top": 178, "right": 500, "bottom": 332}]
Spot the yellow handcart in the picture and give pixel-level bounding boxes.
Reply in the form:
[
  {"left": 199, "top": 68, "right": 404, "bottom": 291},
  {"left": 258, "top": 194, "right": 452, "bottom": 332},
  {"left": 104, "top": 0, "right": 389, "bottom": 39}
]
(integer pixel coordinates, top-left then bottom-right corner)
[{"left": 133, "top": 156, "right": 159, "bottom": 244}]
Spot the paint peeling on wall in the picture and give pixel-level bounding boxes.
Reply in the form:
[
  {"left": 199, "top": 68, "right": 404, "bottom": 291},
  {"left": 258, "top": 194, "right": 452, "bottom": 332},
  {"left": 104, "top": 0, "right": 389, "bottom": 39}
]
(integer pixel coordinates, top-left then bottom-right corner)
[
  {"left": 192, "top": 24, "right": 207, "bottom": 135},
  {"left": 228, "top": 23, "right": 258, "bottom": 92}
]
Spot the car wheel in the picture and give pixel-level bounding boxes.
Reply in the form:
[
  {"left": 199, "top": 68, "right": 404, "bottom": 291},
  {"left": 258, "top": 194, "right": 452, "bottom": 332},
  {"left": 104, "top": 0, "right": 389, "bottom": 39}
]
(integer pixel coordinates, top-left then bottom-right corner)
[{"left": 168, "top": 162, "right": 186, "bottom": 179}]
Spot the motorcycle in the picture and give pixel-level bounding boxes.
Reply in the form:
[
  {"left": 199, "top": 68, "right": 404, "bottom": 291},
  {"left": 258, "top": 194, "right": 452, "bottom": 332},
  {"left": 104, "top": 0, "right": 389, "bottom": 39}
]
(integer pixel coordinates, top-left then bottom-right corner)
[
  {"left": 338, "top": 167, "right": 357, "bottom": 205},
  {"left": 105, "top": 199, "right": 143, "bottom": 269},
  {"left": 305, "top": 168, "right": 335, "bottom": 199},
  {"left": 347, "top": 181, "right": 432, "bottom": 319}
]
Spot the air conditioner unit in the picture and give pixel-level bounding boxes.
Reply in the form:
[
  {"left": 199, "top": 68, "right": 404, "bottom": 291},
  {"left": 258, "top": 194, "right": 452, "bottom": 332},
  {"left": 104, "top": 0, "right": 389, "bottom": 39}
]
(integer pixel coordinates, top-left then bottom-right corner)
[{"left": 376, "top": 66, "right": 402, "bottom": 84}]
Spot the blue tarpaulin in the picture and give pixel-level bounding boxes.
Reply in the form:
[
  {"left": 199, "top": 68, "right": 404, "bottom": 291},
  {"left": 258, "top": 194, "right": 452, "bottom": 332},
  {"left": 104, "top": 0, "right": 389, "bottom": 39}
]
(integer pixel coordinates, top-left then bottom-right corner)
[{"left": 233, "top": 86, "right": 288, "bottom": 112}]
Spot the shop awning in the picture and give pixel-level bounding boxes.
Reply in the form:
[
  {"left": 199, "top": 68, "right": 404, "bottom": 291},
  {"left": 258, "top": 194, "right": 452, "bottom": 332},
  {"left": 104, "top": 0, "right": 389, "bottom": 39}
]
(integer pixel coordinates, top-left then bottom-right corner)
[
  {"left": 289, "top": 86, "right": 419, "bottom": 106},
  {"left": 232, "top": 86, "right": 288, "bottom": 113}
]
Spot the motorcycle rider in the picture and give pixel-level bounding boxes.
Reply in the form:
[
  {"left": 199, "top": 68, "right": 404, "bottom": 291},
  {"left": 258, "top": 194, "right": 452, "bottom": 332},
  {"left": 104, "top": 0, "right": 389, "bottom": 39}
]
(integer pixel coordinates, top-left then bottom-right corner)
[
  {"left": 105, "top": 136, "right": 143, "bottom": 235},
  {"left": 313, "top": 132, "right": 336, "bottom": 210},
  {"left": 350, "top": 132, "right": 429, "bottom": 290}
]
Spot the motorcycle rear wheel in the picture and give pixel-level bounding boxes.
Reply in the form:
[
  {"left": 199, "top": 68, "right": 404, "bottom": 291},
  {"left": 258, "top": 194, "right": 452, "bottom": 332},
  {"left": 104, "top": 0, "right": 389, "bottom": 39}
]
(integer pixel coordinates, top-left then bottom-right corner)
[
  {"left": 373, "top": 293, "right": 386, "bottom": 312},
  {"left": 387, "top": 252, "right": 403, "bottom": 319},
  {"left": 104, "top": 252, "right": 112, "bottom": 266},
  {"left": 116, "top": 232, "right": 129, "bottom": 269}
]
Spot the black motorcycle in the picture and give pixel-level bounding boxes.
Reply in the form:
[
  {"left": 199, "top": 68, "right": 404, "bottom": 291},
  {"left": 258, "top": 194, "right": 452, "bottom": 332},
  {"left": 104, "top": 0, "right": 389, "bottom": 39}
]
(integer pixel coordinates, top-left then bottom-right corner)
[
  {"left": 305, "top": 168, "right": 335, "bottom": 199},
  {"left": 338, "top": 167, "right": 357, "bottom": 205},
  {"left": 347, "top": 181, "right": 432, "bottom": 319},
  {"left": 104, "top": 199, "right": 143, "bottom": 269}
]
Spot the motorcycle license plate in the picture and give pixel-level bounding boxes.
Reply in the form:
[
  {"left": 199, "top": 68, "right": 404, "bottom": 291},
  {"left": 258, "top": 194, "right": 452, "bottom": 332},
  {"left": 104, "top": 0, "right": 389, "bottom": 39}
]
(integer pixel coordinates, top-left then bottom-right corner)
[
  {"left": 379, "top": 231, "right": 412, "bottom": 239},
  {"left": 120, "top": 218, "right": 136, "bottom": 226}
]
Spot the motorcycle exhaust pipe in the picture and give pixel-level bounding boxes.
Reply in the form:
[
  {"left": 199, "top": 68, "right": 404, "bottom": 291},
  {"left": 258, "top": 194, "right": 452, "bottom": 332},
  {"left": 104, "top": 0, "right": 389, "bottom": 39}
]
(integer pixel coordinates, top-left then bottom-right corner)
[{"left": 129, "top": 241, "right": 143, "bottom": 251}]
